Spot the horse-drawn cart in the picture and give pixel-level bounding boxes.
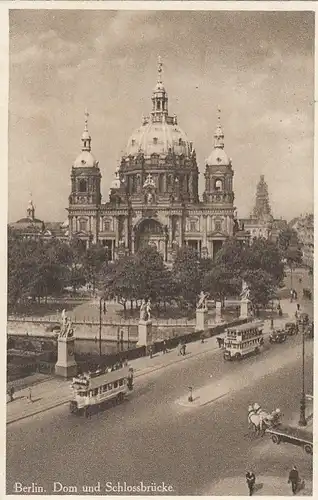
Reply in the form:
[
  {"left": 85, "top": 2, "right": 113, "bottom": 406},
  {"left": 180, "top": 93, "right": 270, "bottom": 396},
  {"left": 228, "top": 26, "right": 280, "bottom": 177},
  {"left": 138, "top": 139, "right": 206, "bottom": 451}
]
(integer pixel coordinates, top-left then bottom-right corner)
[{"left": 265, "top": 424, "right": 313, "bottom": 455}]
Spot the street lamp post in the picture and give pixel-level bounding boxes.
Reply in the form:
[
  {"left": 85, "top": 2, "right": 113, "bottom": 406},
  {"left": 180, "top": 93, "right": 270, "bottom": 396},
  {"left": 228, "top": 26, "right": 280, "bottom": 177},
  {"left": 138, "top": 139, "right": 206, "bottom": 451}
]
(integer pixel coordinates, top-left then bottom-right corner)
[
  {"left": 299, "top": 323, "right": 307, "bottom": 426},
  {"left": 99, "top": 297, "right": 103, "bottom": 358}
]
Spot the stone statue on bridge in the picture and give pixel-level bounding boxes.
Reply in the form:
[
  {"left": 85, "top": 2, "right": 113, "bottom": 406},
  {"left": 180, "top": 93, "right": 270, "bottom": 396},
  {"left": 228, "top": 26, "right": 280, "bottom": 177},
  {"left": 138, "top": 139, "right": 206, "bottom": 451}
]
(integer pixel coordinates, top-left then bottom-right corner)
[
  {"left": 59, "top": 311, "right": 74, "bottom": 338},
  {"left": 240, "top": 280, "right": 251, "bottom": 301},
  {"left": 197, "top": 291, "right": 208, "bottom": 310},
  {"left": 139, "top": 299, "right": 152, "bottom": 321}
]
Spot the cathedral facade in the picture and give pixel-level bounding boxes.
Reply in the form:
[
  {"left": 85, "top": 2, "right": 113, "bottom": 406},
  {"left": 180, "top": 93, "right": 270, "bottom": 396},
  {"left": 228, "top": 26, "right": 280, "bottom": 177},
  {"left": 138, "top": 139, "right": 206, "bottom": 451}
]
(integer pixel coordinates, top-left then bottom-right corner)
[{"left": 67, "top": 61, "right": 246, "bottom": 262}]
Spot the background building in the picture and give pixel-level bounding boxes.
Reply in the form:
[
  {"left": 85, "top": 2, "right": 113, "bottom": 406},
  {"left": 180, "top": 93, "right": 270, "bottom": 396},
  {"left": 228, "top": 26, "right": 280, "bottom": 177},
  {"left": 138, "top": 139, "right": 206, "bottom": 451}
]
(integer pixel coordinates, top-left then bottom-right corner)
[
  {"left": 241, "top": 175, "right": 287, "bottom": 242},
  {"left": 290, "top": 214, "right": 314, "bottom": 270}
]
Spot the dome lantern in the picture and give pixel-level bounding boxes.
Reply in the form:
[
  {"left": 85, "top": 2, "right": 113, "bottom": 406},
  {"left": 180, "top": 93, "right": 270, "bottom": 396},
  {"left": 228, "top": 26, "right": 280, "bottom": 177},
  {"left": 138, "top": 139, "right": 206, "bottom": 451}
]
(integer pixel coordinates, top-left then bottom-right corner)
[
  {"left": 151, "top": 56, "right": 169, "bottom": 122},
  {"left": 81, "top": 109, "right": 91, "bottom": 152},
  {"left": 214, "top": 107, "right": 225, "bottom": 150}
]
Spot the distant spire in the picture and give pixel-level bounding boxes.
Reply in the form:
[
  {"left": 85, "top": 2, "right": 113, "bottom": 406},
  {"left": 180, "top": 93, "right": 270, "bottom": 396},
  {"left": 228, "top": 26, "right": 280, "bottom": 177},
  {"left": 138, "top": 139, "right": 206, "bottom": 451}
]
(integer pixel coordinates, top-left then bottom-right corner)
[
  {"left": 81, "top": 109, "right": 91, "bottom": 152},
  {"left": 251, "top": 175, "right": 272, "bottom": 220},
  {"left": 214, "top": 106, "right": 224, "bottom": 149}
]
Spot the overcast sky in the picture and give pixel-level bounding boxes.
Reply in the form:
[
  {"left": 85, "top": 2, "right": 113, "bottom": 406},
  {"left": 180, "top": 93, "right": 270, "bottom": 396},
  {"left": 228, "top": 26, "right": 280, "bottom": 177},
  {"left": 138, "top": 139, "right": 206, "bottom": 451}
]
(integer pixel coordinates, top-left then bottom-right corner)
[{"left": 8, "top": 9, "right": 314, "bottom": 223}]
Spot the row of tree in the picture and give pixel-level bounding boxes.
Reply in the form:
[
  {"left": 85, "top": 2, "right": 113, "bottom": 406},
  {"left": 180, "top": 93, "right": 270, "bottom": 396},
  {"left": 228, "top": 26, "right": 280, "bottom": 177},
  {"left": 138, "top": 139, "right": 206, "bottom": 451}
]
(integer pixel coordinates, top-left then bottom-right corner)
[
  {"left": 8, "top": 231, "right": 109, "bottom": 307},
  {"left": 8, "top": 227, "right": 303, "bottom": 312},
  {"left": 99, "top": 237, "right": 286, "bottom": 312}
]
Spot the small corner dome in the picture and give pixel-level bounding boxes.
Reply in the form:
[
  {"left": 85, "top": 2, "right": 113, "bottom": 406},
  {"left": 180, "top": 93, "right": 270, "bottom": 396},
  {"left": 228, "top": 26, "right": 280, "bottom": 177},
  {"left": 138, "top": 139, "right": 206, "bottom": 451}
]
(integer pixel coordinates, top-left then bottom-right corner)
[
  {"left": 206, "top": 148, "right": 230, "bottom": 166},
  {"left": 74, "top": 150, "right": 97, "bottom": 168}
]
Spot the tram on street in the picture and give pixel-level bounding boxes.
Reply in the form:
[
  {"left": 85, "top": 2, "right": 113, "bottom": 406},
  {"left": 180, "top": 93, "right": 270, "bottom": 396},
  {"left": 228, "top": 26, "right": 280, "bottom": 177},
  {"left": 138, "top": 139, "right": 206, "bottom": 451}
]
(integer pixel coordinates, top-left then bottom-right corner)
[
  {"left": 69, "top": 364, "right": 134, "bottom": 416},
  {"left": 223, "top": 321, "right": 264, "bottom": 361}
]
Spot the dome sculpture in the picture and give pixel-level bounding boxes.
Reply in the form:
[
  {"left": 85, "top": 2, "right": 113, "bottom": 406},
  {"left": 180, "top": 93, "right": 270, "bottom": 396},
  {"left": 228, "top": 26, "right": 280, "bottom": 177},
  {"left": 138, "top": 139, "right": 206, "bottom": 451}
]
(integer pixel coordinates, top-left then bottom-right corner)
[{"left": 73, "top": 110, "right": 98, "bottom": 168}]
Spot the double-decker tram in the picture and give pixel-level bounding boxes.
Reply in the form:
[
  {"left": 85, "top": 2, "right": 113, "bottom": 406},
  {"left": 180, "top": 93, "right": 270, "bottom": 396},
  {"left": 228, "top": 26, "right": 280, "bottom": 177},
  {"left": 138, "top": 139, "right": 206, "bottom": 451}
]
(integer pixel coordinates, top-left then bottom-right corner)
[
  {"left": 70, "top": 364, "right": 134, "bottom": 416},
  {"left": 223, "top": 321, "right": 264, "bottom": 361}
]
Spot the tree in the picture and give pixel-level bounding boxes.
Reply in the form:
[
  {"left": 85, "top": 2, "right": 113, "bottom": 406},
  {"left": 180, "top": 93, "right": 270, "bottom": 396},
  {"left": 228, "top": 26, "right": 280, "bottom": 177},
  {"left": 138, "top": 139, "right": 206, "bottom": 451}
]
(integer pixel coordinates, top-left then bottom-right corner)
[
  {"left": 277, "top": 228, "right": 302, "bottom": 288},
  {"left": 172, "top": 246, "right": 204, "bottom": 309},
  {"left": 81, "top": 244, "right": 109, "bottom": 293},
  {"left": 242, "top": 269, "right": 277, "bottom": 308},
  {"left": 203, "top": 264, "right": 241, "bottom": 306}
]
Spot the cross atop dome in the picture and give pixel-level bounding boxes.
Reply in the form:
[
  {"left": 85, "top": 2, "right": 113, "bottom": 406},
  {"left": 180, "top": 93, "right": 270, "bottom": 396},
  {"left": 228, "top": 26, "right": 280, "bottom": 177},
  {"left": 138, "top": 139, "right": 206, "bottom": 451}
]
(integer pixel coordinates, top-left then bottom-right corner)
[
  {"left": 157, "top": 56, "right": 163, "bottom": 84},
  {"left": 214, "top": 106, "right": 224, "bottom": 149},
  {"left": 81, "top": 108, "right": 91, "bottom": 152}
]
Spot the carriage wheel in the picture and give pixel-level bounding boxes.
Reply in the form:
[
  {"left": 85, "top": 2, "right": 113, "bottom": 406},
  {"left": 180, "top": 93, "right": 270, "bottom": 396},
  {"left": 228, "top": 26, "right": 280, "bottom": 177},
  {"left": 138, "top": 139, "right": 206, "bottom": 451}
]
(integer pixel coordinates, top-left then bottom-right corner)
[
  {"left": 304, "top": 444, "right": 313, "bottom": 455},
  {"left": 271, "top": 434, "right": 281, "bottom": 444}
]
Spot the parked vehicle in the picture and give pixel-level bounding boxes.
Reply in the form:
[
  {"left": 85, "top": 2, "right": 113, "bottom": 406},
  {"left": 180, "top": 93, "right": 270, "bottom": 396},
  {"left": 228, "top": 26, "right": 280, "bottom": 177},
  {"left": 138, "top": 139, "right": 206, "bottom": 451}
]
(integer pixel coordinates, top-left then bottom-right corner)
[
  {"left": 265, "top": 424, "right": 313, "bottom": 455},
  {"left": 285, "top": 322, "right": 298, "bottom": 336},
  {"left": 269, "top": 330, "right": 287, "bottom": 344}
]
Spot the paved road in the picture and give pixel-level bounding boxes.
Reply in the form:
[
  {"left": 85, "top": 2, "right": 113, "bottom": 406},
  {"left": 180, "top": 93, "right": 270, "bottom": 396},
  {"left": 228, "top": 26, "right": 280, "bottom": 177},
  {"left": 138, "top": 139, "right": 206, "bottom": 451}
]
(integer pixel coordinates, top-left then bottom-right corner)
[{"left": 7, "top": 334, "right": 313, "bottom": 495}]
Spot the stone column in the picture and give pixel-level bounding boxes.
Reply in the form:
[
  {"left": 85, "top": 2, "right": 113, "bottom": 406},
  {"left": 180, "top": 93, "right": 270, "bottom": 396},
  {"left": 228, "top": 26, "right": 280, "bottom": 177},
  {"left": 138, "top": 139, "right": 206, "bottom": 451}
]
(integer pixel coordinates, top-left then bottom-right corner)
[
  {"left": 215, "top": 301, "right": 223, "bottom": 323},
  {"left": 55, "top": 337, "right": 77, "bottom": 378},
  {"left": 240, "top": 299, "right": 251, "bottom": 319},
  {"left": 202, "top": 215, "right": 208, "bottom": 248},
  {"left": 195, "top": 307, "right": 208, "bottom": 331},
  {"left": 137, "top": 320, "right": 152, "bottom": 347},
  {"left": 125, "top": 217, "right": 129, "bottom": 249}
]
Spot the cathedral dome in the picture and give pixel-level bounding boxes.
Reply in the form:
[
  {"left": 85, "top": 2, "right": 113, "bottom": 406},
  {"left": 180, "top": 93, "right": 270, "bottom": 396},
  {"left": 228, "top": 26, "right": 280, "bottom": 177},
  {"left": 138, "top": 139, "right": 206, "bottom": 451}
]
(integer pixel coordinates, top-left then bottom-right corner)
[
  {"left": 206, "top": 148, "right": 230, "bottom": 166},
  {"left": 126, "top": 120, "right": 191, "bottom": 157},
  {"left": 74, "top": 150, "right": 97, "bottom": 168}
]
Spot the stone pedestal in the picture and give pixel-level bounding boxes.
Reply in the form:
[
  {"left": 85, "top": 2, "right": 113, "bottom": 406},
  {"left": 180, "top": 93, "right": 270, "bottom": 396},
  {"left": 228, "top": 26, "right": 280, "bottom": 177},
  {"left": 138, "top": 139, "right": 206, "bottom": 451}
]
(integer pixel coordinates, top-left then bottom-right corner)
[
  {"left": 55, "top": 337, "right": 78, "bottom": 378},
  {"left": 195, "top": 308, "right": 208, "bottom": 331},
  {"left": 137, "top": 320, "right": 152, "bottom": 347},
  {"left": 215, "top": 301, "right": 222, "bottom": 323},
  {"left": 240, "top": 299, "right": 251, "bottom": 319}
]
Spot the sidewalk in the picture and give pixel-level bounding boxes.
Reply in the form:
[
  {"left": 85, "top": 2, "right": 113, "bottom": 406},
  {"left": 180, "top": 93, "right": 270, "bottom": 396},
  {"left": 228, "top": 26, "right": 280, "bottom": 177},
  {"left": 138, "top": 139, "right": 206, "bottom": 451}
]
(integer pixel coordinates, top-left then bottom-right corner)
[
  {"left": 6, "top": 297, "right": 305, "bottom": 425},
  {"left": 206, "top": 475, "right": 312, "bottom": 495}
]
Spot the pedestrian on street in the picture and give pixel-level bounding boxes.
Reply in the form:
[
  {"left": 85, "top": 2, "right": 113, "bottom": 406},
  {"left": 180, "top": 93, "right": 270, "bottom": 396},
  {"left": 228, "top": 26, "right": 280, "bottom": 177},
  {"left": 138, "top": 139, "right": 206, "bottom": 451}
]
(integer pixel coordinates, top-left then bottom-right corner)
[
  {"left": 297, "top": 303, "right": 301, "bottom": 312},
  {"left": 290, "top": 290, "right": 294, "bottom": 303},
  {"left": 162, "top": 340, "right": 167, "bottom": 354},
  {"left": 288, "top": 466, "right": 299, "bottom": 495},
  {"left": 149, "top": 345, "right": 153, "bottom": 359},
  {"left": 245, "top": 471, "right": 256, "bottom": 496},
  {"left": 200, "top": 332, "right": 205, "bottom": 343},
  {"left": 28, "top": 387, "right": 33, "bottom": 403},
  {"left": 103, "top": 302, "right": 107, "bottom": 315}
]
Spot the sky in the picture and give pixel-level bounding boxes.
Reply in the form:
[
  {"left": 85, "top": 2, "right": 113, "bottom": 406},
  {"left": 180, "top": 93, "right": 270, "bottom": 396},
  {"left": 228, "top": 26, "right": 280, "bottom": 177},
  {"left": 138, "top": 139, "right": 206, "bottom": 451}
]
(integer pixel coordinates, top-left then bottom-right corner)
[{"left": 8, "top": 9, "right": 314, "bottom": 223}]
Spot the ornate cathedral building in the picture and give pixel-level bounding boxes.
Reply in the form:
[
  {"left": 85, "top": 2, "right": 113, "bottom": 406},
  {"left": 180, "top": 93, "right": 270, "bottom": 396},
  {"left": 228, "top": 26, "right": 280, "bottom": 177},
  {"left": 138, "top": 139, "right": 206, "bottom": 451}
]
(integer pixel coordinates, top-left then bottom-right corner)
[{"left": 67, "top": 59, "right": 247, "bottom": 261}]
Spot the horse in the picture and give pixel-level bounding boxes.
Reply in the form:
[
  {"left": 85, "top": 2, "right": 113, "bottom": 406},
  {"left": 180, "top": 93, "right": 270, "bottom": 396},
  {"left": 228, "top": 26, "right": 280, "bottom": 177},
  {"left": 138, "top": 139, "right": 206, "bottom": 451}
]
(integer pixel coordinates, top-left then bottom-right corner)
[{"left": 248, "top": 403, "right": 282, "bottom": 436}]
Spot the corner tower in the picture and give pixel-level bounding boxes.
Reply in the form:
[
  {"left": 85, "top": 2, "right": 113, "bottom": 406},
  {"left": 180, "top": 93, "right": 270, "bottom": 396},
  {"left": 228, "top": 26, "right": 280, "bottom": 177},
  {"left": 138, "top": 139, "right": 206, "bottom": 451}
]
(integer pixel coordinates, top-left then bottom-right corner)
[{"left": 68, "top": 111, "right": 101, "bottom": 245}]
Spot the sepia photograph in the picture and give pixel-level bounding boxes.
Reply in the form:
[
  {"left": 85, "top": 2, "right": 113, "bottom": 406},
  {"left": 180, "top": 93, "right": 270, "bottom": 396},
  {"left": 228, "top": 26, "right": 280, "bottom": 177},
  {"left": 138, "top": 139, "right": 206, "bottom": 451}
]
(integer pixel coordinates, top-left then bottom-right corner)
[{"left": 6, "top": 7, "right": 314, "bottom": 496}]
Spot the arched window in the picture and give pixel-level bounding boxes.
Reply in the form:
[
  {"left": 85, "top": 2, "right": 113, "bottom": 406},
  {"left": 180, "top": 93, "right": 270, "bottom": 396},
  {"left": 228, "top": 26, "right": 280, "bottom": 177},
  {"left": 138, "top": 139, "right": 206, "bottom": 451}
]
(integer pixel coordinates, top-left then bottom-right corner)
[
  {"left": 215, "top": 179, "right": 223, "bottom": 191},
  {"left": 153, "top": 137, "right": 158, "bottom": 145},
  {"left": 79, "top": 179, "right": 87, "bottom": 193}
]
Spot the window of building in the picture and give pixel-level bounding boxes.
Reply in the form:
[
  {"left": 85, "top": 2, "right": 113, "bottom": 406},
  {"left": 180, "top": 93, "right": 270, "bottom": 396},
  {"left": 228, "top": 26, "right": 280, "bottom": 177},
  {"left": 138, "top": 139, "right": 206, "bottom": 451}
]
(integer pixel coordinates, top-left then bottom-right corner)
[
  {"left": 103, "top": 219, "right": 111, "bottom": 232},
  {"left": 215, "top": 179, "right": 223, "bottom": 191},
  {"left": 179, "top": 138, "right": 182, "bottom": 146},
  {"left": 156, "top": 101, "right": 160, "bottom": 110},
  {"left": 131, "top": 139, "right": 136, "bottom": 146},
  {"left": 190, "top": 220, "right": 197, "bottom": 232},
  {"left": 79, "top": 179, "right": 87, "bottom": 193},
  {"left": 79, "top": 219, "right": 87, "bottom": 232},
  {"left": 153, "top": 137, "right": 158, "bottom": 145},
  {"left": 108, "top": 384, "right": 113, "bottom": 390},
  {"left": 114, "top": 381, "right": 118, "bottom": 389},
  {"left": 119, "top": 379, "right": 124, "bottom": 387},
  {"left": 215, "top": 220, "right": 222, "bottom": 232}
]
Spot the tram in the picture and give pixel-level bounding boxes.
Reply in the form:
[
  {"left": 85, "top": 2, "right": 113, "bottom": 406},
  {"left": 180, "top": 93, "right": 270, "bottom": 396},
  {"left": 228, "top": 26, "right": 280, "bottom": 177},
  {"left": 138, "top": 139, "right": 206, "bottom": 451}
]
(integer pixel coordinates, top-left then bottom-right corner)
[
  {"left": 69, "top": 365, "right": 134, "bottom": 416},
  {"left": 223, "top": 321, "right": 264, "bottom": 361}
]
